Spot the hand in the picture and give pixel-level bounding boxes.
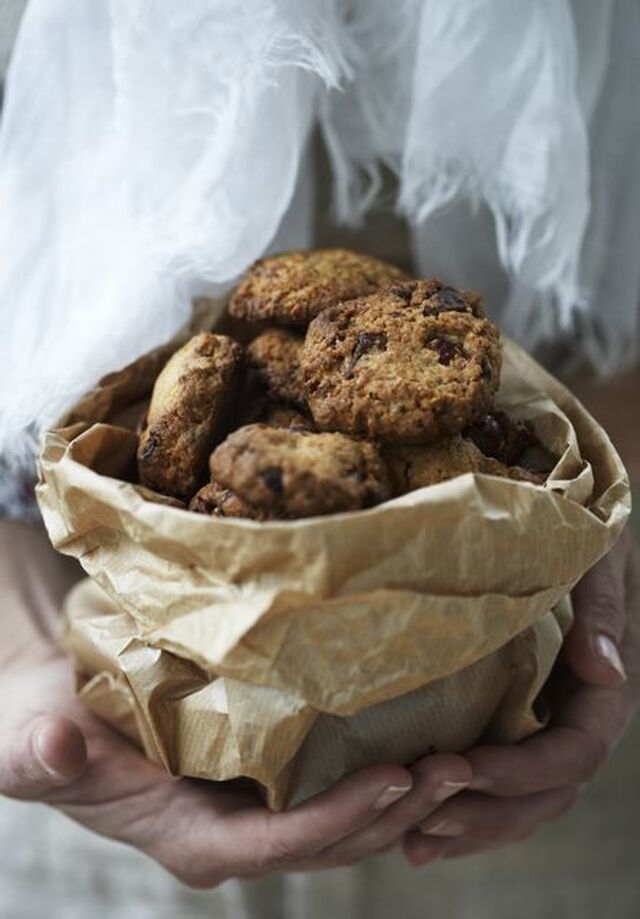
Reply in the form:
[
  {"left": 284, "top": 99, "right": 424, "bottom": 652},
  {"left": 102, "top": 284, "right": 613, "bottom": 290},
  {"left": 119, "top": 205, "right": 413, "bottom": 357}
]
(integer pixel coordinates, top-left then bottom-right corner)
[
  {"left": 0, "top": 522, "right": 477, "bottom": 887},
  {"left": 405, "top": 529, "right": 640, "bottom": 865},
  {"left": 0, "top": 645, "right": 478, "bottom": 884}
]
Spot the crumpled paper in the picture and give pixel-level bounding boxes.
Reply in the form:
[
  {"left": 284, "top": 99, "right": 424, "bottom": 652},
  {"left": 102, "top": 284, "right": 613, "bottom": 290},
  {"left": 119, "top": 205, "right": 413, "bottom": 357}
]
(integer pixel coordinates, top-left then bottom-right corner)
[{"left": 36, "top": 300, "right": 630, "bottom": 808}]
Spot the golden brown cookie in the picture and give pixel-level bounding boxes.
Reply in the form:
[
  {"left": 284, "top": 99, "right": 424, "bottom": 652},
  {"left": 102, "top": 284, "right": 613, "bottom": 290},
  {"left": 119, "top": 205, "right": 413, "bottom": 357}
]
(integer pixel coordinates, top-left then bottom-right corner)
[
  {"left": 230, "top": 365, "right": 270, "bottom": 430},
  {"left": 302, "top": 292, "right": 501, "bottom": 445},
  {"left": 383, "top": 278, "right": 484, "bottom": 318},
  {"left": 229, "top": 248, "right": 410, "bottom": 327},
  {"left": 464, "top": 410, "right": 534, "bottom": 464},
  {"left": 387, "top": 436, "right": 544, "bottom": 494},
  {"left": 209, "top": 423, "right": 391, "bottom": 518},
  {"left": 137, "top": 332, "right": 243, "bottom": 500},
  {"left": 247, "top": 328, "right": 306, "bottom": 408},
  {"left": 262, "top": 403, "right": 315, "bottom": 432},
  {"left": 188, "top": 481, "right": 272, "bottom": 520}
]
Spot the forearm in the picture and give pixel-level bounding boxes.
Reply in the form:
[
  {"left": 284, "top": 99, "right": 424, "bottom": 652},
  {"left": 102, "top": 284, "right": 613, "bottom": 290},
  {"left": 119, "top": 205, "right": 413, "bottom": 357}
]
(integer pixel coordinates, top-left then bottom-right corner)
[{"left": 0, "top": 519, "right": 82, "bottom": 665}]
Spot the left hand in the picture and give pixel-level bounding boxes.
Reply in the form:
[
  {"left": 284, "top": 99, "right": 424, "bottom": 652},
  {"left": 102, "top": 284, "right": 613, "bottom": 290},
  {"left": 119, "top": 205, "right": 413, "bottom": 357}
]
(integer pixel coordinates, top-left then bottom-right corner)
[
  {"left": 404, "top": 528, "right": 640, "bottom": 865},
  {"left": 0, "top": 522, "right": 478, "bottom": 885}
]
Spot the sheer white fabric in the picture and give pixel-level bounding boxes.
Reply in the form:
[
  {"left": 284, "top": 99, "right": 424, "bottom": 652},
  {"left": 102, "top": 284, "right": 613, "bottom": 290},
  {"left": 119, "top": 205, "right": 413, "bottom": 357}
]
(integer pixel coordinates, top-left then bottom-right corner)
[
  {"left": 420, "top": 0, "right": 640, "bottom": 372},
  {"left": 0, "top": 0, "right": 348, "bottom": 469},
  {"left": 1, "top": 0, "right": 639, "bottom": 474},
  {"left": 323, "top": 0, "right": 589, "bottom": 318}
]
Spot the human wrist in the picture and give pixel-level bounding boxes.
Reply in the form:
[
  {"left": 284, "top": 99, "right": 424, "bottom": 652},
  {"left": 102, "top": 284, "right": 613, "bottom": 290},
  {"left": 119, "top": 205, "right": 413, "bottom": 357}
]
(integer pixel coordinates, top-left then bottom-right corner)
[
  {"left": 0, "top": 520, "right": 79, "bottom": 666},
  {"left": 0, "top": 633, "right": 61, "bottom": 677}
]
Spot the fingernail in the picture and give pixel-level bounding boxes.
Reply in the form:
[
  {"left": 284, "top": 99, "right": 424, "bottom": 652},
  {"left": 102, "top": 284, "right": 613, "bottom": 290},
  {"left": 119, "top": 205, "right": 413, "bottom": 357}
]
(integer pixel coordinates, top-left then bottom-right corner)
[
  {"left": 594, "top": 634, "right": 627, "bottom": 681},
  {"left": 374, "top": 783, "right": 412, "bottom": 810},
  {"left": 468, "top": 776, "right": 493, "bottom": 791},
  {"left": 420, "top": 819, "right": 465, "bottom": 837},
  {"left": 433, "top": 780, "right": 470, "bottom": 802},
  {"left": 407, "top": 840, "right": 440, "bottom": 867},
  {"left": 33, "top": 724, "right": 65, "bottom": 779}
]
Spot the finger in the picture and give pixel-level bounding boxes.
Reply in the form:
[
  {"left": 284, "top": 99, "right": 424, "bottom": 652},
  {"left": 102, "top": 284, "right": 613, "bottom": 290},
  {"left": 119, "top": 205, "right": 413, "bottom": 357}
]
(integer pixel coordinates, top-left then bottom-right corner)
[
  {"left": 223, "top": 764, "right": 414, "bottom": 877},
  {"left": 565, "top": 534, "right": 629, "bottom": 687},
  {"left": 623, "top": 540, "right": 640, "bottom": 689},
  {"left": 467, "top": 681, "right": 631, "bottom": 796},
  {"left": 308, "top": 754, "right": 472, "bottom": 867},
  {"left": 418, "top": 786, "right": 578, "bottom": 842},
  {"left": 404, "top": 831, "right": 520, "bottom": 866},
  {"left": 0, "top": 715, "right": 87, "bottom": 800}
]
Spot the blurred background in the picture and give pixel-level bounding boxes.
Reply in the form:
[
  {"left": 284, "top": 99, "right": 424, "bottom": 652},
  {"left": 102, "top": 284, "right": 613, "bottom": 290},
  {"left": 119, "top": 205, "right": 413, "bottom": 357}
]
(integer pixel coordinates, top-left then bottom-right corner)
[{"left": 0, "top": 2, "right": 638, "bottom": 917}]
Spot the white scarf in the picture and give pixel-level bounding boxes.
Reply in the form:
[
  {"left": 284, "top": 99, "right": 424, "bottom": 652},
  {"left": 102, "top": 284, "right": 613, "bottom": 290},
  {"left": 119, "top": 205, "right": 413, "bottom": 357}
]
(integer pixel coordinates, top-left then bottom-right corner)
[{"left": 0, "top": 0, "right": 638, "bottom": 469}]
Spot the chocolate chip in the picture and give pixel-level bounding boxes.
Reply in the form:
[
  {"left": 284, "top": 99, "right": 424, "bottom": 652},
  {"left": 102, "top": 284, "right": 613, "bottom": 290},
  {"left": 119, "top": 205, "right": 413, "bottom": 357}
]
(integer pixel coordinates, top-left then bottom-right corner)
[
  {"left": 356, "top": 331, "right": 388, "bottom": 355},
  {"left": 466, "top": 413, "right": 504, "bottom": 458},
  {"left": 422, "top": 288, "right": 467, "bottom": 316},
  {"left": 140, "top": 434, "right": 158, "bottom": 460},
  {"left": 389, "top": 284, "right": 413, "bottom": 303},
  {"left": 262, "top": 466, "right": 284, "bottom": 494},
  {"left": 425, "top": 337, "right": 462, "bottom": 365},
  {"left": 344, "top": 331, "right": 388, "bottom": 378}
]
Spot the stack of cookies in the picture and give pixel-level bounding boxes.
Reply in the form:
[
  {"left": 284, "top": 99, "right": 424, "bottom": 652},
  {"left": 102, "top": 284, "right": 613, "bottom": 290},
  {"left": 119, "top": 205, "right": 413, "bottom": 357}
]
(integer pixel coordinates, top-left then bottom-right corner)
[{"left": 137, "top": 249, "right": 545, "bottom": 520}]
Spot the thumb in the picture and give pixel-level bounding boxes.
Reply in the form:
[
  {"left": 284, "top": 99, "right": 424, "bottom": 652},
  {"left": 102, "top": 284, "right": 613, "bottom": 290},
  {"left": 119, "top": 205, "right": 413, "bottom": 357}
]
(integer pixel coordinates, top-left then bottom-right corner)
[
  {"left": 565, "top": 536, "right": 629, "bottom": 688},
  {"left": 0, "top": 715, "right": 87, "bottom": 800}
]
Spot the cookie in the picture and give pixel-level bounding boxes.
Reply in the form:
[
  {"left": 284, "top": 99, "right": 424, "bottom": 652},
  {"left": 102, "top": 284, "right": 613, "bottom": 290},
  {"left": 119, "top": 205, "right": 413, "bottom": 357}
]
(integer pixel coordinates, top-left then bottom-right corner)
[
  {"left": 262, "top": 403, "right": 315, "bottom": 432},
  {"left": 232, "top": 368, "right": 270, "bottom": 429},
  {"left": 465, "top": 410, "right": 534, "bottom": 464},
  {"left": 302, "top": 292, "right": 501, "bottom": 445},
  {"left": 188, "top": 481, "right": 271, "bottom": 520},
  {"left": 137, "top": 332, "right": 243, "bottom": 500},
  {"left": 247, "top": 328, "right": 307, "bottom": 408},
  {"left": 209, "top": 423, "right": 391, "bottom": 518},
  {"left": 387, "top": 436, "right": 544, "bottom": 494},
  {"left": 229, "top": 248, "right": 410, "bottom": 327},
  {"left": 383, "top": 278, "right": 484, "bottom": 318}
]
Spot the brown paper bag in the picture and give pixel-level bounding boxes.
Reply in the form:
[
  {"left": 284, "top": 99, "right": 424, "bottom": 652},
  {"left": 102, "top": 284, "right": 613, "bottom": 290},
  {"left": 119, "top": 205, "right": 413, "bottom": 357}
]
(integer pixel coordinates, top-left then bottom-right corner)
[{"left": 36, "top": 300, "right": 630, "bottom": 808}]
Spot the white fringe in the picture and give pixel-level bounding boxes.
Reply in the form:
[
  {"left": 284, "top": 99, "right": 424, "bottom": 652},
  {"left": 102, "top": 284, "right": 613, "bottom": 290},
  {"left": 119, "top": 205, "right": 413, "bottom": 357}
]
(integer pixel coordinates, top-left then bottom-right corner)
[{"left": 324, "top": 0, "right": 589, "bottom": 339}]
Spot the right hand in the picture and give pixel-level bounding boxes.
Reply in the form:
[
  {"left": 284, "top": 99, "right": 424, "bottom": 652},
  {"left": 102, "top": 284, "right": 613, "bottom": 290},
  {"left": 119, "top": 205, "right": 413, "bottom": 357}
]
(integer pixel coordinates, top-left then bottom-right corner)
[{"left": 0, "top": 544, "right": 472, "bottom": 887}]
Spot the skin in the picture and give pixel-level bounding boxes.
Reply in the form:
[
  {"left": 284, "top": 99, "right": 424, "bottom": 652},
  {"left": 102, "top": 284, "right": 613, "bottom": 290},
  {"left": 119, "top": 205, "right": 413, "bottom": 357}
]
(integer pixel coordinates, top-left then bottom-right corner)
[{"left": 0, "top": 520, "right": 637, "bottom": 885}]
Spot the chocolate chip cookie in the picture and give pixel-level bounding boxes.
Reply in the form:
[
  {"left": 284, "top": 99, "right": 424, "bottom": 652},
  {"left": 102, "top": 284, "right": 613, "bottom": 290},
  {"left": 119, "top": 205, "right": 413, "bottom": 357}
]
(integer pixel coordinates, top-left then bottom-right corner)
[
  {"left": 247, "top": 328, "right": 306, "bottom": 408},
  {"left": 262, "top": 403, "right": 315, "bottom": 432},
  {"left": 383, "top": 278, "right": 484, "bottom": 318},
  {"left": 301, "top": 292, "right": 501, "bottom": 445},
  {"left": 188, "top": 481, "right": 272, "bottom": 520},
  {"left": 229, "top": 248, "right": 410, "bottom": 327},
  {"left": 137, "top": 332, "right": 243, "bottom": 500},
  {"left": 209, "top": 423, "right": 391, "bottom": 518},
  {"left": 387, "top": 436, "right": 544, "bottom": 494},
  {"left": 464, "top": 410, "right": 534, "bottom": 465}
]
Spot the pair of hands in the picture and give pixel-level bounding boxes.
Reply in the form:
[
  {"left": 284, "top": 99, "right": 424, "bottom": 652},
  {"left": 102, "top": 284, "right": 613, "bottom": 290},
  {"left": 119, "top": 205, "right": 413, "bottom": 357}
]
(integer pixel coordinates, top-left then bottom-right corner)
[{"left": 0, "top": 528, "right": 637, "bottom": 888}]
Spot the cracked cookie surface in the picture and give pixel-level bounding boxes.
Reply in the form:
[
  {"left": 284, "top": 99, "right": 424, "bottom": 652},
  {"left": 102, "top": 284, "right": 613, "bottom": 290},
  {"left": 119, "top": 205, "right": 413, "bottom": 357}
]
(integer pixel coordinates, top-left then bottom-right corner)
[
  {"left": 382, "top": 278, "right": 484, "bottom": 318},
  {"left": 229, "top": 248, "right": 410, "bottom": 326},
  {"left": 247, "top": 328, "right": 307, "bottom": 408},
  {"left": 387, "top": 436, "right": 544, "bottom": 493},
  {"left": 209, "top": 423, "right": 391, "bottom": 518},
  {"left": 302, "top": 290, "right": 501, "bottom": 445}
]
